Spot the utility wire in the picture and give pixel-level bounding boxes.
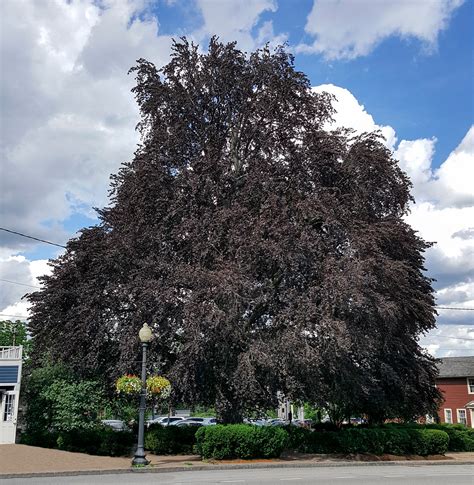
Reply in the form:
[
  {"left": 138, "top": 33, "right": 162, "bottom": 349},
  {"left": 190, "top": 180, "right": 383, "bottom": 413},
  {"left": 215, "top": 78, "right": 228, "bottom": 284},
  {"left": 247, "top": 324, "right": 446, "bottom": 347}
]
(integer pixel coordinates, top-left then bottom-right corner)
[
  {"left": 0, "top": 227, "right": 66, "bottom": 249},
  {"left": 424, "top": 336, "right": 474, "bottom": 342},
  {"left": 436, "top": 306, "right": 474, "bottom": 311},
  {"left": 0, "top": 278, "right": 40, "bottom": 289},
  {"left": 0, "top": 314, "right": 30, "bottom": 319},
  {"left": 2, "top": 276, "right": 474, "bottom": 312}
]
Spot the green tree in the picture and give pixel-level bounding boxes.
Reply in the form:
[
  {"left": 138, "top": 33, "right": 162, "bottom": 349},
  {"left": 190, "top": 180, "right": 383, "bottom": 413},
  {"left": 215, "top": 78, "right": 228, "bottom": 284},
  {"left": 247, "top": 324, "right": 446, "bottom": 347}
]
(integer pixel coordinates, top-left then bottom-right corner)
[
  {"left": 23, "top": 363, "right": 105, "bottom": 435},
  {"left": 42, "top": 380, "right": 105, "bottom": 432},
  {"left": 27, "top": 38, "right": 440, "bottom": 423},
  {"left": 0, "top": 319, "right": 30, "bottom": 351}
]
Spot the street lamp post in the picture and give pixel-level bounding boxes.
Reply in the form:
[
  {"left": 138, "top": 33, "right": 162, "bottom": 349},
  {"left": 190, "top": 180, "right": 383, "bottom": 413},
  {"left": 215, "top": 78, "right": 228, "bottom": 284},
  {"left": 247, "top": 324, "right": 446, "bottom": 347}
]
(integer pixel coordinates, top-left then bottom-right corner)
[{"left": 132, "top": 323, "right": 153, "bottom": 466}]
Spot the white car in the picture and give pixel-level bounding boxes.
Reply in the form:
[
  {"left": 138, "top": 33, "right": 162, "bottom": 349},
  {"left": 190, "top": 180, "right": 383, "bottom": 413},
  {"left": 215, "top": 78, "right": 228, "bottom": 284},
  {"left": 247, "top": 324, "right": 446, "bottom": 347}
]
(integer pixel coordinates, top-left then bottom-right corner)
[
  {"left": 101, "top": 419, "right": 127, "bottom": 431},
  {"left": 146, "top": 416, "right": 184, "bottom": 427},
  {"left": 172, "top": 417, "right": 217, "bottom": 426}
]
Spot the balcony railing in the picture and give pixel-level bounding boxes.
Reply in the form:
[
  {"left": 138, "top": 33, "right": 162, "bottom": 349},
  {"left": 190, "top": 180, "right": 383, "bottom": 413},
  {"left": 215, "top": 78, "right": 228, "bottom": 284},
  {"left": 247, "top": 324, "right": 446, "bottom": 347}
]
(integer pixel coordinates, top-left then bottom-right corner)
[{"left": 0, "top": 346, "right": 22, "bottom": 360}]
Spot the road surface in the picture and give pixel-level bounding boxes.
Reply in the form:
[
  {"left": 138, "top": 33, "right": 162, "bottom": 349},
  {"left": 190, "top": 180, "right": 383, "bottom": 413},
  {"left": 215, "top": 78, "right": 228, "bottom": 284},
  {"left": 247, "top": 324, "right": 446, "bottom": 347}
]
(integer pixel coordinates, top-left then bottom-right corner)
[{"left": 4, "top": 464, "right": 473, "bottom": 484}]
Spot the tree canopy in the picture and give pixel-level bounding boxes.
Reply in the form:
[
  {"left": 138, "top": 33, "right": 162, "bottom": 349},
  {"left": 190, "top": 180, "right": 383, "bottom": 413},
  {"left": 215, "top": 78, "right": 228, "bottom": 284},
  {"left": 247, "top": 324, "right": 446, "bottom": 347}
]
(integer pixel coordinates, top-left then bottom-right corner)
[{"left": 28, "top": 38, "right": 440, "bottom": 423}]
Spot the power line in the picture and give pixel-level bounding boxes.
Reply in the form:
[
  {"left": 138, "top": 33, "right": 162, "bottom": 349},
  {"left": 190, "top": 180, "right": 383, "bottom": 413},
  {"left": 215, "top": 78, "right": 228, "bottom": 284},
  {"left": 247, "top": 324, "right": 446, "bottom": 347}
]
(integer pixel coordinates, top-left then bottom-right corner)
[
  {"left": 0, "top": 314, "right": 29, "bottom": 319},
  {"left": 424, "top": 336, "right": 474, "bottom": 342},
  {"left": 436, "top": 306, "right": 474, "bottom": 311},
  {"left": 0, "top": 278, "right": 40, "bottom": 289},
  {"left": 0, "top": 227, "right": 66, "bottom": 249}
]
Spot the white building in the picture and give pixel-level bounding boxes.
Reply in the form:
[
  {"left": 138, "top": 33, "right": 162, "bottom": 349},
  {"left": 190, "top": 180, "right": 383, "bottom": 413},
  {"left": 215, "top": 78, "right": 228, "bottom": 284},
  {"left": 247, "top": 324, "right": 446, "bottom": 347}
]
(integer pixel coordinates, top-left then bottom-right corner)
[{"left": 0, "top": 346, "right": 23, "bottom": 444}]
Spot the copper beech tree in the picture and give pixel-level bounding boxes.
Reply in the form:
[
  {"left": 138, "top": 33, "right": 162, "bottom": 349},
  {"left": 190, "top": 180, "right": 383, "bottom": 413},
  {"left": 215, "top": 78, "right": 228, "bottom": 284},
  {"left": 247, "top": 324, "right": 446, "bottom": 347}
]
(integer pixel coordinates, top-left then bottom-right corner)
[{"left": 28, "top": 38, "right": 441, "bottom": 423}]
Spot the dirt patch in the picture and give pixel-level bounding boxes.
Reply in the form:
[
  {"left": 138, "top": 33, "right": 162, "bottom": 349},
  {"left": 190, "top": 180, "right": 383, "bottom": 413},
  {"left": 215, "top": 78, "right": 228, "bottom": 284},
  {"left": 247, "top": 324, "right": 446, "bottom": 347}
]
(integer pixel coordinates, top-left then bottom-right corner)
[{"left": 207, "top": 452, "right": 452, "bottom": 465}]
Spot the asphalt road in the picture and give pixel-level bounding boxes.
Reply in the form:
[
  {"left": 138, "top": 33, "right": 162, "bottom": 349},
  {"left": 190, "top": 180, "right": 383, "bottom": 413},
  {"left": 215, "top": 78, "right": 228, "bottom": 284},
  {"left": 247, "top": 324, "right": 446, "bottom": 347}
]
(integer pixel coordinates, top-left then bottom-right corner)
[{"left": 3, "top": 465, "right": 473, "bottom": 485}]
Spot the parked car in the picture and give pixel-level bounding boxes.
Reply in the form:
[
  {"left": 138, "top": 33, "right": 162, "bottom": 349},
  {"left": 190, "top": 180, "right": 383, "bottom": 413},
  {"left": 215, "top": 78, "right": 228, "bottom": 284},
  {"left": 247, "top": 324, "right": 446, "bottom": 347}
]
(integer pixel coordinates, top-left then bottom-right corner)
[
  {"left": 244, "top": 418, "right": 266, "bottom": 426},
  {"left": 172, "top": 417, "right": 216, "bottom": 426},
  {"left": 146, "top": 416, "right": 184, "bottom": 428},
  {"left": 267, "top": 418, "right": 287, "bottom": 426},
  {"left": 101, "top": 419, "right": 127, "bottom": 431}
]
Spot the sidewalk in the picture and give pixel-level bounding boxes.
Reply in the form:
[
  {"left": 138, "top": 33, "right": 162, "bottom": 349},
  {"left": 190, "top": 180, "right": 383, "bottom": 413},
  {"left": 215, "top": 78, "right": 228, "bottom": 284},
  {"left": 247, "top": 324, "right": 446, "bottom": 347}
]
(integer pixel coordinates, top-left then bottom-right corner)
[{"left": 1, "top": 444, "right": 473, "bottom": 478}]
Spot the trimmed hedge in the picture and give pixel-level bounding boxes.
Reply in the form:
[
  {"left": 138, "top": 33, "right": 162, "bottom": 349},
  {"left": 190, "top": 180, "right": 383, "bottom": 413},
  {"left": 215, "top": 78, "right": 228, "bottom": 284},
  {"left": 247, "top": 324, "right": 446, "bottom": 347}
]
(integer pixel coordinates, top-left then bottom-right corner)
[
  {"left": 195, "top": 424, "right": 288, "bottom": 459},
  {"left": 144, "top": 424, "right": 198, "bottom": 454},
  {"left": 425, "top": 424, "right": 474, "bottom": 452},
  {"left": 296, "top": 428, "right": 448, "bottom": 456},
  {"left": 21, "top": 426, "right": 134, "bottom": 456}
]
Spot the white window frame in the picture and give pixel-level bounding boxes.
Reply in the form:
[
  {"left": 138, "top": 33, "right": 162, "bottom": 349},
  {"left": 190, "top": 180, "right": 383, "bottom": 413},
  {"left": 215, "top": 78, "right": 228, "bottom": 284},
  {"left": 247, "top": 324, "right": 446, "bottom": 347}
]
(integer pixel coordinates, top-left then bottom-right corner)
[
  {"left": 457, "top": 408, "right": 467, "bottom": 425},
  {"left": 444, "top": 408, "right": 453, "bottom": 424},
  {"left": 467, "top": 377, "right": 474, "bottom": 394}
]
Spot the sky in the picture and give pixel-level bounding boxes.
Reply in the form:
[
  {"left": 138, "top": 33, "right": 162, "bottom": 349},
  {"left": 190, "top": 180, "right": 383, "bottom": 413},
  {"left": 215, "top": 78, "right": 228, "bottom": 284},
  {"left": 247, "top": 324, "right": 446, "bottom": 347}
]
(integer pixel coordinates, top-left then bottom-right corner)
[{"left": 0, "top": 0, "right": 473, "bottom": 357}]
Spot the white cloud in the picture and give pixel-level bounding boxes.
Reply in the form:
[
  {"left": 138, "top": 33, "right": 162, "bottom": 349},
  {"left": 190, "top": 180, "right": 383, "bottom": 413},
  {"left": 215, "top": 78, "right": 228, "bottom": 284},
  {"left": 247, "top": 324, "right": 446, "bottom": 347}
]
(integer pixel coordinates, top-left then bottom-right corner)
[
  {"left": 297, "top": 0, "right": 464, "bottom": 59},
  {"left": 312, "top": 83, "right": 473, "bottom": 355},
  {"left": 420, "top": 325, "right": 474, "bottom": 357},
  {"left": 0, "top": 256, "right": 51, "bottom": 315},
  {"left": 311, "top": 84, "right": 397, "bottom": 150},
  {"left": 0, "top": 0, "right": 175, "bottom": 253},
  {"left": 194, "top": 0, "right": 286, "bottom": 51}
]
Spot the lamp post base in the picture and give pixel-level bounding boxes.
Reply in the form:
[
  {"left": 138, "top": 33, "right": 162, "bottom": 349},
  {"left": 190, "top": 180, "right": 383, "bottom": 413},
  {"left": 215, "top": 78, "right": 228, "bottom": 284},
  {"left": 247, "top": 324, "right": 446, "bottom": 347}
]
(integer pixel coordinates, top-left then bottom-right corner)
[{"left": 132, "top": 454, "right": 150, "bottom": 466}]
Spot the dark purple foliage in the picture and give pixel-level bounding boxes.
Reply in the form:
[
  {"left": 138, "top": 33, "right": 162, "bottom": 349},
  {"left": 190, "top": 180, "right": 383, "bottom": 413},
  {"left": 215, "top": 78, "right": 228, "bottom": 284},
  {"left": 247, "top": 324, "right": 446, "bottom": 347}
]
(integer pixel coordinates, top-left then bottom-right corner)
[{"left": 27, "top": 38, "right": 441, "bottom": 423}]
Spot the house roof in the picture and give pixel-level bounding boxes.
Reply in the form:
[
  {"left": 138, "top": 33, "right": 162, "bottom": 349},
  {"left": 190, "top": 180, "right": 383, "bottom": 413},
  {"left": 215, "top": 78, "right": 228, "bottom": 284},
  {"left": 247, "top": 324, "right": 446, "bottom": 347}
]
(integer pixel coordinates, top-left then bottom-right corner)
[{"left": 437, "top": 356, "right": 474, "bottom": 378}]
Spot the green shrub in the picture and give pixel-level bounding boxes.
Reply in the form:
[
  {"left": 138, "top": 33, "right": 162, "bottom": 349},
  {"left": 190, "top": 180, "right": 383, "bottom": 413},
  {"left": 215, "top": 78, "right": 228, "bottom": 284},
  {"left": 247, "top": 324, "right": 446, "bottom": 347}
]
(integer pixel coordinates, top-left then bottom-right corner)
[
  {"left": 195, "top": 425, "right": 288, "bottom": 459},
  {"left": 337, "top": 429, "right": 386, "bottom": 455},
  {"left": 144, "top": 424, "right": 197, "bottom": 454},
  {"left": 21, "top": 426, "right": 133, "bottom": 456},
  {"left": 283, "top": 426, "right": 312, "bottom": 451},
  {"left": 383, "top": 428, "right": 413, "bottom": 455},
  {"left": 55, "top": 427, "right": 134, "bottom": 456},
  {"left": 294, "top": 427, "right": 449, "bottom": 456},
  {"left": 422, "top": 429, "right": 449, "bottom": 455},
  {"left": 20, "top": 430, "right": 59, "bottom": 449},
  {"left": 425, "top": 423, "right": 474, "bottom": 451},
  {"left": 297, "top": 430, "right": 339, "bottom": 454}
]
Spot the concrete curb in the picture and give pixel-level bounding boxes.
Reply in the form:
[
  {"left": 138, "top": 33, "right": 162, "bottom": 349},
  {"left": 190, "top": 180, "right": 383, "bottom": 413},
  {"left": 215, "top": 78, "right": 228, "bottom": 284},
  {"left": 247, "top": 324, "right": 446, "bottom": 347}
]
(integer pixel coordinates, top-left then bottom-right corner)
[{"left": 1, "top": 459, "right": 473, "bottom": 479}]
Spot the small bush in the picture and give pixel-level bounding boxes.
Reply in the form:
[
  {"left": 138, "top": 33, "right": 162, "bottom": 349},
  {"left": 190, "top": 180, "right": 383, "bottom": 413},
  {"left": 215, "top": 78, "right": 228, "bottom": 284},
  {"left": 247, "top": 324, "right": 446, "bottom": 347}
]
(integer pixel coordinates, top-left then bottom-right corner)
[
  {"left": 422, "top": 429, "right": 449, "bottom": 455},
  {"left": 144, "top": 424, "right": 197, "bottom": 454},
  {"left": 383, "top": 428, "right": 413, "bottom": 455},
  {"left": 21, "top": 426, "right": 133, "bottom": 456},
  {"left": 283, "top": 426, "right": 312, "bottom": 451},
  {"left": 195, "top": 424, "right": 288, "bottom": 459},
  {"left": 294, "top": 427, "right": 449, "bottom": 456},
  {"left": 56, "top": 427, "right": 134, "bottom": 456},
  {"left": 20, "top": 430, "right": 59, "bottom": 449},
  {"left": 337, "top": 429, "right": 386, "bottom": 455},
  {"left": 425, "top": 423, "right": 474, "bottom": 451}
]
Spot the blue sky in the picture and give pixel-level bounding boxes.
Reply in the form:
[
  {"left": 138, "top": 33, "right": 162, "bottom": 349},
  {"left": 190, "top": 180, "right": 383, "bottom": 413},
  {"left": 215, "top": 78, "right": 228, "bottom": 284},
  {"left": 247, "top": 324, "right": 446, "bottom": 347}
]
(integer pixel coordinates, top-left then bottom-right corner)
[{"left": 1, "top": 0, "right": 473, "bottom": 355}]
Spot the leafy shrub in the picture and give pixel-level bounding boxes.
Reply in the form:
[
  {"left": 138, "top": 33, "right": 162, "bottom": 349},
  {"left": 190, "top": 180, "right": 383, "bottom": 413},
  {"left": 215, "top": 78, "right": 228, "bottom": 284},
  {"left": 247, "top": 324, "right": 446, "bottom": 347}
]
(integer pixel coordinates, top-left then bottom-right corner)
[
  {"left": 297, "top": 427, "right": 449, "bottom": 456},
  {"left": 195, "top": 424, "right": 288, "bottom": 459},
  {"left": 425, "top": 423, "right": 474, "bottom": 451},
  {"left": 144, "top": 424, "right": 197, "bottom": 454},
  {"left": 302, "top": 430, "right": 339, "bottom": 454},
  {"left": 383, "top": 428, "right": 413, "bottom": 455},
  {"left": 337, "top": 429, "right": 386, "bottom": 455},
  {"left": 55, "top": 427, "right": 134, "bottom": 456},
  {"left": 283, "top": 425, "right": 312, "bottom": 450},
  {"left": 20, "top": 430, "right": 59, "bottom": 449},
  {"left": 422, "top": 429, "right": 449, "bottom": 455},
  {"left": 22, "top": 426, "right": 133, "bottom": 456}
]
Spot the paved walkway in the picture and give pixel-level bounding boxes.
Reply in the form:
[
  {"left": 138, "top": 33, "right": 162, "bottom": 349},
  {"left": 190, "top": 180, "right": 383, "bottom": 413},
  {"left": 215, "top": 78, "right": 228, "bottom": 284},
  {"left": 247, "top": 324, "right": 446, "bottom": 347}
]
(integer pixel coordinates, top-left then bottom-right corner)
[{"left": 1, "top": 444, "right": 473, "bottom": 477}]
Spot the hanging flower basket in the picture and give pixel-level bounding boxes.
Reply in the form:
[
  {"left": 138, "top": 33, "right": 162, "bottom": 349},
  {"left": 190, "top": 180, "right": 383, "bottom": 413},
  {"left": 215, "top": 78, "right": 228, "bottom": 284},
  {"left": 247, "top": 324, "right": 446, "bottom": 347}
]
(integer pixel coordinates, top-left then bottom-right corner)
[
  {"left": 116, "top": 374, "right": 141, "bottom": 395},
  {"left": 146, "top": 376, "right": 171, "bottom": 399}
]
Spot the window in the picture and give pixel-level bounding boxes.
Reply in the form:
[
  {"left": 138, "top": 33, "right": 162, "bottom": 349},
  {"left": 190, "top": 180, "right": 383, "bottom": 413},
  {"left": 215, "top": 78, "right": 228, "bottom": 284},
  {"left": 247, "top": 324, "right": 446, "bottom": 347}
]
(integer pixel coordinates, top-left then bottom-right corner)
[
  {"left": 2, "top": 393, "right": 15, "bottom": 422},
  {"left": 468, "top": 378, "right": 474, "bottom": 394},
  {"left": 457, "top": 409, "right": 467, "bottom": 425},
  {"left": 444, "top": 408, "right": 453, "bottom": 424}
]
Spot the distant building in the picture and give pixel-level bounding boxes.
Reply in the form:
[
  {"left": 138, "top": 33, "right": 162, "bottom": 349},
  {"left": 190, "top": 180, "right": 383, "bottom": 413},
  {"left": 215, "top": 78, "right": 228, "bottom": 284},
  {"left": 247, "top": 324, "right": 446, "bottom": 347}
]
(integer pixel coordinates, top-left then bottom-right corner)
[
  {"left": 436, "top": 356, "right": 474, "bottom": 428},
  {"left": 0, "top": 346, "right": 23, "bottom": 443}
]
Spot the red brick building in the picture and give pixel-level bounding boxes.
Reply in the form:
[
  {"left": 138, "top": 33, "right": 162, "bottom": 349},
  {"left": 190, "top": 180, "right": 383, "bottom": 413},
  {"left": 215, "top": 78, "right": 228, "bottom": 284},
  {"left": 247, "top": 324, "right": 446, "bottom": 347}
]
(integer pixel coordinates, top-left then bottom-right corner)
[{"left": 436, "top": 356, "right": 474, "bottom": 427}]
